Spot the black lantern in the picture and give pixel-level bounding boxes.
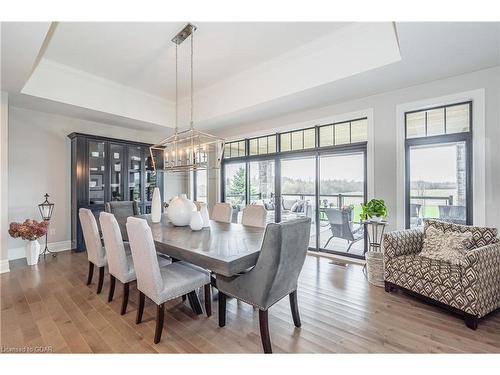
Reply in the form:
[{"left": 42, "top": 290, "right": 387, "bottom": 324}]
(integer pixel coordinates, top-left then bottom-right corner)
[{"left": 38, "top": 193, "right": 56, "bottom": 257}]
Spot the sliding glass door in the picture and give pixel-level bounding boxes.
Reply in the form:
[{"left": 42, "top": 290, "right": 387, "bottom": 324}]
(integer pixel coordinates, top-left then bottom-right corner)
[
  {"left": 249, "top": 159, "right": 275, "bottom": 224},
  {"left": 223, "top": 162, "right": 246, "bottom": 223},
  {"left": 318, "top": 151, "right": 366, "bottom": 257},
  {"left": 281, "top": 156, "right": 317, "bottom": 248}
]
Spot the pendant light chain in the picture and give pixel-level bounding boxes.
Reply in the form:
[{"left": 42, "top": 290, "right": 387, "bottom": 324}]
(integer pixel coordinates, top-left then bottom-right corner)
[
  {"left": 190, "top": 29, "right": 194, "bottom": 130},
  {"left": 175, "top": 43, "right": 179, "bottom": 134}
]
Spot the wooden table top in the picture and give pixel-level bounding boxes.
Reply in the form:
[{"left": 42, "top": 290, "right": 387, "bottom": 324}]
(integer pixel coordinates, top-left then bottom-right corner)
[{"left": 118, "top": 214, "right": 265, "bottom": 277}]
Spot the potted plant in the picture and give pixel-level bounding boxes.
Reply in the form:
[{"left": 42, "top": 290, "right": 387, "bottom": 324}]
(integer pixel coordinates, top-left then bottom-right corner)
[
  {"left": 8, "top": 219, "right": 49, "bottom": 265},
  {"left": 360, "top": 198, "right": 388, "bottom": 222}
]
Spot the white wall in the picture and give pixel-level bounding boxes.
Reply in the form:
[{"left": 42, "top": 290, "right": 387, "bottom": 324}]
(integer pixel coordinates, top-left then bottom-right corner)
[
  {"left": 7, "top": 107, "right": 186, "bottom": 260},
  {"left": 214, "top": 66, "right": 500, "bottom": 232},
  {"left": 0, "top": 92, "right": 9, "bottom": 272}
]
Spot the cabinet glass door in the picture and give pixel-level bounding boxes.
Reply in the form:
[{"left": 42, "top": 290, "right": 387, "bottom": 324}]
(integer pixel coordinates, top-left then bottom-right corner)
[
  {"left": 128, "top": 146, "right": 142, "bottom": 203},
  {"left": 110, "top": 144, "right": 125, "bottom": 201},
  {"left": 88, "top": 141, "right": 106, "bottom": 205},
  {"left": 145, "top": 148, "right": 159, "bottom": 203}
]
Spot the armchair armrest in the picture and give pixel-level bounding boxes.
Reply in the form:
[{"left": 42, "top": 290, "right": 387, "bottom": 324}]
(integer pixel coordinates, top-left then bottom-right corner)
[
  {"left": 463, "top": 242, "right": 500, "bottom": 317},
  {"left": 383, "top": 228, "right": 424, "bottom": 260}
]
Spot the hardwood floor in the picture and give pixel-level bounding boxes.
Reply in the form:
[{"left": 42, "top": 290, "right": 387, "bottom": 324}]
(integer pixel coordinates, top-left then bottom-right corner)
[{"left": 1, "top": 251, "right": 499, "bottom": 353}]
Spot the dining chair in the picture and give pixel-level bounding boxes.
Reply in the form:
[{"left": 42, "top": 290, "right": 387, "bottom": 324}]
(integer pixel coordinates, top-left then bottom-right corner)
[
  {"left": 241, "top": 205, "right": 267, "bottom": 228},
  {"left": 217, "top": 217, "right": 311, "bottom": 353},
  {"left": 211, "top": 202, "right": 233, "bottom": 223},
  {"left": 79, "top": 208, "right": 107, "bottom": 294},
  {"left": 105, "top": 201, "right": 140, "bottom": 220},
  {"left": 126, "top": 217, "right": 212, "bottom": 344},
  {"left": 99, "top": 212, "right": 170, "bottom": 315}
]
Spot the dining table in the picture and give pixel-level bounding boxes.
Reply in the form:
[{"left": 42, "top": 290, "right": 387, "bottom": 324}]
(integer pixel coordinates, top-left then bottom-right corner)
[{"left": 117, "top": 214, "right": 266, "bottom": 277}]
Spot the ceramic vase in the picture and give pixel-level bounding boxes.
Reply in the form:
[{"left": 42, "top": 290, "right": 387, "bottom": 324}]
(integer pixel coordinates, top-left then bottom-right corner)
[
  {"left": 199, "top": 203, "right": 210, "bottom": 228},
  {"left": 26, "top": 240, "right": 40, "bottom": 266},
  {"left": 167, "top": 194, "right": 196, "bottom": 226},
  {"left": 151, "top": 187, "right": 162, "bottom": 223},
  {"left": 189, "top": 211, "right": 203, "bottom": 231}
]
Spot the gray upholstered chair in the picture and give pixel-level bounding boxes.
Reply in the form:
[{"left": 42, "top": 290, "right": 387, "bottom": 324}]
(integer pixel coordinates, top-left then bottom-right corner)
[
  {"left": 105, "top": 201, "right": 140, "bottom": 220},
  {"left": 99, "top": 212, "right": 170, "bottom": 315},
  {"left": 217, "top": 217, "right": 311, "bottom": 353},
  {"left": 126, "top": 217, "right": 212, "bottom": 344},
  {"left": 211, "top": 202, "right": 233, "bottom": 223},
  {"left": 241, "top": 205, "right": 267, "bottom": 228},
  {"left": 79, "top": 208, "right": 107, "bottom": 294}
]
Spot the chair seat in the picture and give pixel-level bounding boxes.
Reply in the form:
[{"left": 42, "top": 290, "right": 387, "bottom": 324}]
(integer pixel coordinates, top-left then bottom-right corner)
[
  {"left": 386, "top": 254, "right": 462, "bottom": 287},
  {"left": 152, "top": 261, "right": 210, "bottom": 305}
]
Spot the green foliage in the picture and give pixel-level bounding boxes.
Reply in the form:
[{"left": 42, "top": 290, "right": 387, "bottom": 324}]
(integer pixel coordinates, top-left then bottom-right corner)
[
  {"left": 227, "top": 167, "right": 256, "bottom": 208},
  {"left": 360, "top": 199, "right": 388, "bottom": 221}
]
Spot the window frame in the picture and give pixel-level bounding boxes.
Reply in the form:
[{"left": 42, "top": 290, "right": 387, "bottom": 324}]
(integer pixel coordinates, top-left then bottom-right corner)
[{"left": 404, "top": 101, "right": 473, "bottom": 229}]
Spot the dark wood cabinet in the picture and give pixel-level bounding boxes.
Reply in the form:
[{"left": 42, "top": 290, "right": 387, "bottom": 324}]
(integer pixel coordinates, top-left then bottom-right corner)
[{"left": 68, "top": 133, "right": 163, "bottom": 251}]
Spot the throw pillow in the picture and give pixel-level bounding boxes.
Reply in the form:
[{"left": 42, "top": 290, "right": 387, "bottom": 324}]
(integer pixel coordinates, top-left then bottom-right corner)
[
  {"left": 419, "top": 226, "right": 472, "bottom": 266},
  {"left": 423, "top": 219, "right": 498, "bottom": 249}
]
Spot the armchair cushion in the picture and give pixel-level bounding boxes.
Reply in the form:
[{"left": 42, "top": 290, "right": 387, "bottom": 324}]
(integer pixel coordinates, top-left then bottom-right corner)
[
  {"left": 419, "top": 226, "right": 472, "bottom": 266},
  {"left": 424, "top": 219, "right": 498, "bottom": 249}
]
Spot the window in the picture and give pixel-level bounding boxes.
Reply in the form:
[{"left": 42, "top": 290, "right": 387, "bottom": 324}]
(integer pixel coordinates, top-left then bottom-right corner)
[
  {"left": 249, "top": 135, "right": 277, "bottom": 156},
  {"left": 318, "top": 118, "right": 368, "bottom": 147},
  {"left": 280, "top": 128, "right": 316, "bottom": 152},
  {"left": 405, "top": 102, "right": 472, "bottom": 228},
  {"left": 221, "top": 115, "right": 369, "bottom": 259},
  {"left": 193, "top": 169, "right": 207, "bottom": 203},
  {"left": 223, "top": 140, "right": 246, "bottom": 159}
]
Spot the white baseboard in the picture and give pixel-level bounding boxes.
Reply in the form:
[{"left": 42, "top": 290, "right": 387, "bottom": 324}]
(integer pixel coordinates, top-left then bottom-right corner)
[
  {"left": 8, "top": 240, "right": 72, "bottom": 261},
  {"left": 0, "top": 259, "right": 10, "bottom": 274}
]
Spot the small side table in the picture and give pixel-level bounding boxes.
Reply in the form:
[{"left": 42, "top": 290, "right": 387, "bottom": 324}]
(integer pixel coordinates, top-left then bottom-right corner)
[{"left": 363, "top": 219, "right": 387, "bottom": 287}]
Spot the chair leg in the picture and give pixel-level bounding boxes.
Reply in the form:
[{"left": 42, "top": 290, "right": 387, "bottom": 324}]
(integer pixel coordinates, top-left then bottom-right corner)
[
  {"left": 289, "top": 290, "right": 301, "bottom": 328},
  {"left": 108, "top": 275, "right": 116, "bottom": 302},
  {"left": 204, "top": 284, "right": 212, "bottom": 317},
  {"left": 182, "top": 294, "right": 187, "bottom": 302},
  {"left": 121, "top": 282, "right": 130, "bottom": 315},
  {"left": 324, "top": 236, "right": 334, "bottom": 248},
  {"left": 86, "top": 261, "right": 94, "bottom": 285},
  {"left": 96, "top": 267, "right": 105, "bottom": 294},
  {"left": 218, "top": 292, "right": 226, "bottom": 327},
  {"left": 136, "top": 291, "right": 145, "bottom": 324},
  {"left": 464, "top": 314, "right": 478, "bottom": 330},
  {"left": 258, "top": 309, "right": 272, "bottom": 354},
  {"left": 187, "top": 290, "right": 203, "bottom": 315},
  {"left": 154, "top": 303, "right": 165, "bottom": 344}
]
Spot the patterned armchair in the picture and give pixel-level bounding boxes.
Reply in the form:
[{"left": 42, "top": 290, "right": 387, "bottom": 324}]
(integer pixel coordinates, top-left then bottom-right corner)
[{"left": 383, "top": 219, "right": 500, "bottom": 329}]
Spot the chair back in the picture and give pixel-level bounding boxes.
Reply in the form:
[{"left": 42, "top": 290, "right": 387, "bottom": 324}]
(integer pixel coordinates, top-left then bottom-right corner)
[
  {"left": 438, "top": 205, "right": 466, "bottom": 225},
  {"left": 325, "top": 207, "right": 354, "bottom": 241},
  {"left": 126, "top": 217, "right": 163, "bottom": 302},
  {"left": 211, "top": 202, "right": 233, "bottom": 223},
  {"left": 241, "top": 205, "right": 267, "bottom": 228},
  {"left": 100, "top": 212, "right": 132, "bottom": 283},
  {"left": 79, "top": 208, "right": 106, "bottom": 267},
  {"left": 105, "top": 201, "right": 140, "bottom": 220},
  {"left": 252, "top": 218, "right": 311, "bottom": 307}
]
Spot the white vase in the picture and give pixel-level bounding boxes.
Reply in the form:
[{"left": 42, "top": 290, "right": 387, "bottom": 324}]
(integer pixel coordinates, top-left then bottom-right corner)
[
  {"left": 189, "top": 211, "right": 203, "bottom": 231},
  {"left": 151, "top": 187, "right": 162, "bottom": 223},
  {"left": 26, "top": 240, "right": 40, "bottom": 266},
  {"left": 167, "top": 194, "right": 196, "bottom": 226},
  {"left": 199, "top": 203, "right": 210, "bottom": 228}
]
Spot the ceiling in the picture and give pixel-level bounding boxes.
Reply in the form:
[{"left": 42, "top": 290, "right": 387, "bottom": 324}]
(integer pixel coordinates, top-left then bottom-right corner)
[
  {"left": 2, "top": 22, "right": 499, "bottom": 133},
  {"left": 43, "top": 22, "right": 350, "bottom": 99}
]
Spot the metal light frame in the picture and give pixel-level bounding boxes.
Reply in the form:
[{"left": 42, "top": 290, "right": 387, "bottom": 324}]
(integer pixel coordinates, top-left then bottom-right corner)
[
  {"left": 38, "top": 193, "right": 56, "bottom": 257},
  {"left": 151, "top": 23, "right": 225, "bottom": 173}
]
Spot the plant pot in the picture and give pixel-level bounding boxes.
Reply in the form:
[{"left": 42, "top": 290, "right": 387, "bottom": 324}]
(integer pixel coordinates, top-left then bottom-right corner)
[
  {"left": 365, "top": 251, "right": 384, "bottom": 287},
  {"left": 25, "top": 240, "right": 41, "bottom": 266},
  {"left": 370, "top": 216, "right": 383, "bottom": 223}
]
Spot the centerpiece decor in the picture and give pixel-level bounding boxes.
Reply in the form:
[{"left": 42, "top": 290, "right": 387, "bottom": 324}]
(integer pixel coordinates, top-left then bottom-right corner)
[
  {"left": 151, "top": 187, "right": 162, "bottom": 223},
  {"left": 8, "top": 219, "right": 49, "bottom": 265},
  {"left": 167, "top": 194, "right": 196, "bottom": 226},
  {"left": 150, "top": 23, "right": 225, "bottom": 174}
]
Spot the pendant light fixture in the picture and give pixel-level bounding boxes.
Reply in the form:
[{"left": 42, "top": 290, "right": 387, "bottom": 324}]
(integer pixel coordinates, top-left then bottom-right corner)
[{"left": 150, "top": 23, "right": 225, "bottom": 173}]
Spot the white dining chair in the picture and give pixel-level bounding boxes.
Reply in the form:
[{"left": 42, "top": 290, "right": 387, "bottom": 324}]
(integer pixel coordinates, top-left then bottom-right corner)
[
  {"left": 241, "top": 205, "right": 267, "bottom": 228},
  {"left": 79, "top": 208, "right": 107, "bottom": 294},
  {"left": 99, "top": 212, "right": 170, "bottom": 315},
  {"left": 126, "top": 217, "right": 212, "bottom": 344},
  {"left": 211, "top": 202, "right": 233, "bottom": 223}
]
